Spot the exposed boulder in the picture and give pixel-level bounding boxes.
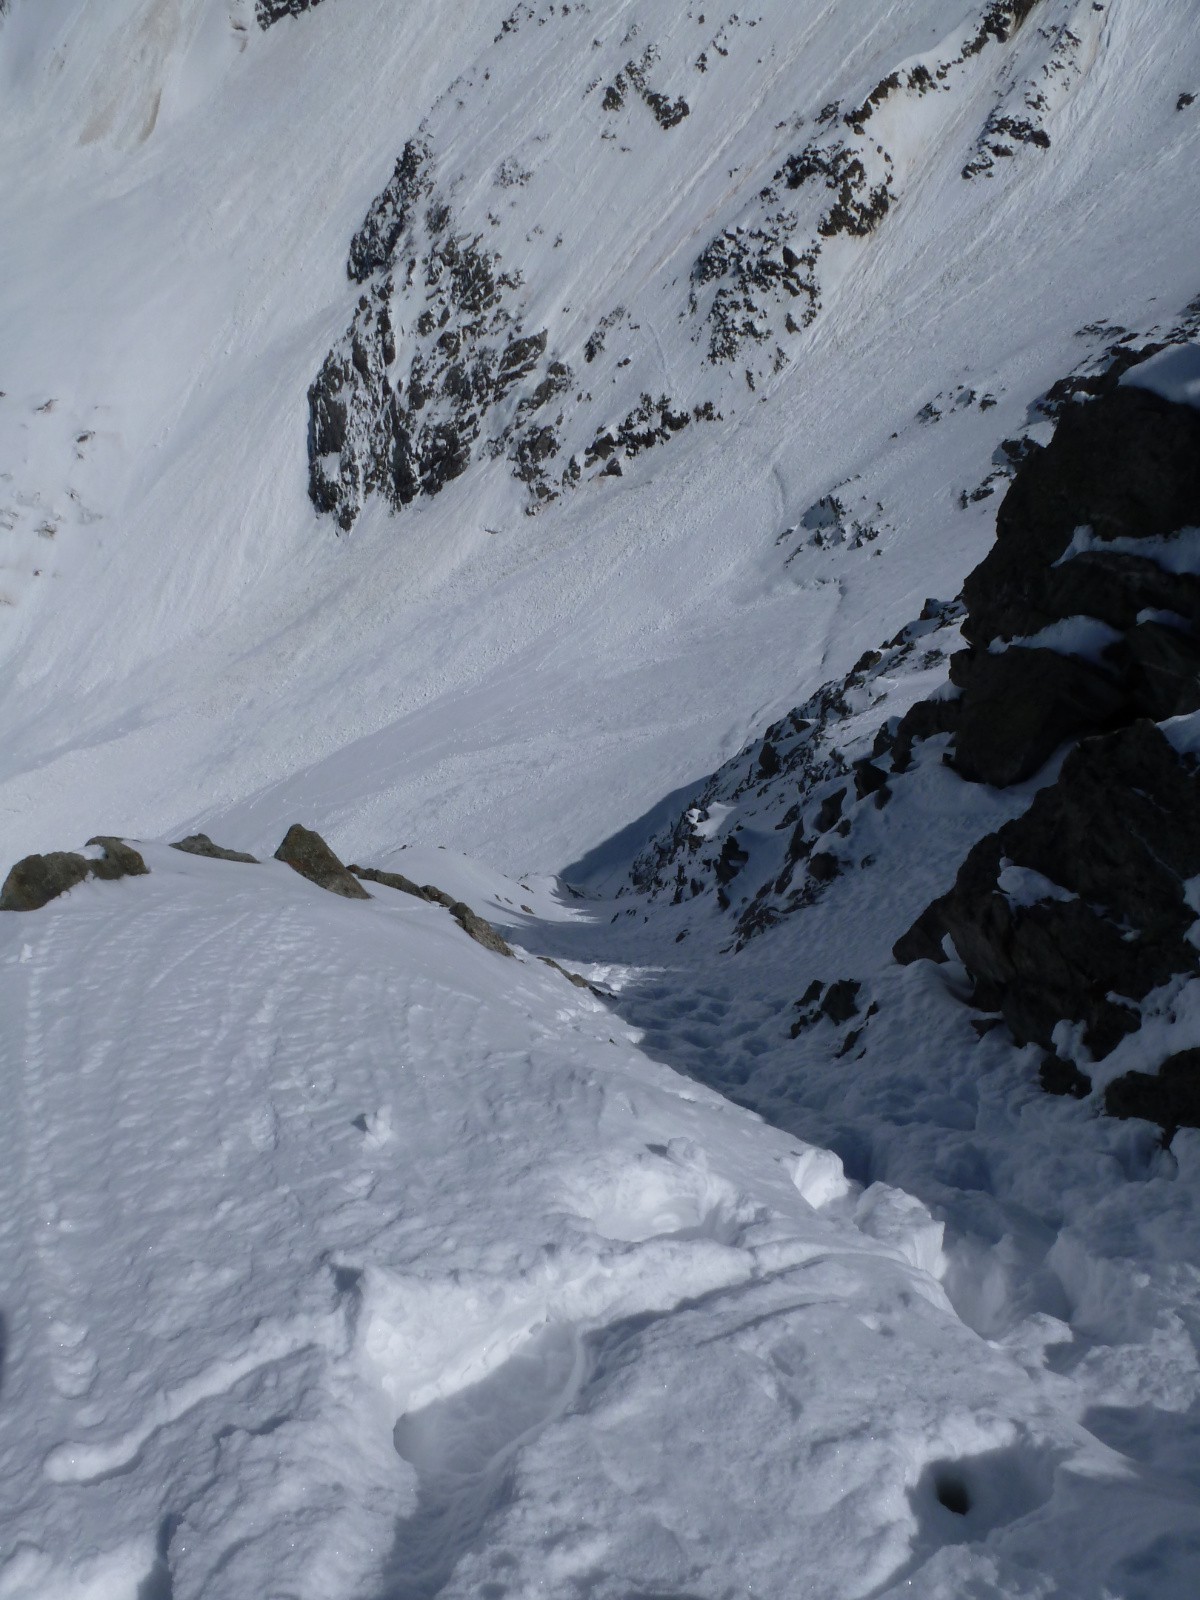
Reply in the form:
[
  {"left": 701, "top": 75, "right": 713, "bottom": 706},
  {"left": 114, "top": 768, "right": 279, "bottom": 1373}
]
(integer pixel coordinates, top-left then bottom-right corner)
[
  {"left": 171, "top": 834, "right": 258, "bottom": 864},
  {"left": 274, "top": 825, "right": 371, "bottom": 899},
  {"left": 1, "top": 838, "right": 149, "bottom": 912},
  {"left": 84, "top": 837, "right": 150, "bottom": 881},
  {"left": 448, "top": 901, "right": 513, "bottom": 957},
  {"left": 1, "top": 851, "right": 92, "bottom": 911},
  {"left": 895, "top": 721, "right": 1200, "bottom": 1058}
]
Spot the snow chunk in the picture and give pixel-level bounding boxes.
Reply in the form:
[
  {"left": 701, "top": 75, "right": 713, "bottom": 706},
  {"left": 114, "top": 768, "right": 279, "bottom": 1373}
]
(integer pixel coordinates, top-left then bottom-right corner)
[{"left": 790, "top": 1144, "right": 852, "bottom": 1208}]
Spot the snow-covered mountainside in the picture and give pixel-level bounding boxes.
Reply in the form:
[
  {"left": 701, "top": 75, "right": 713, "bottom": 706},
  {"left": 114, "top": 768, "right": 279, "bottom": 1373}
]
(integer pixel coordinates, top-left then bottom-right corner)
[{"left": 2, "top": 1, "right": 1200, "bottom": 1595}]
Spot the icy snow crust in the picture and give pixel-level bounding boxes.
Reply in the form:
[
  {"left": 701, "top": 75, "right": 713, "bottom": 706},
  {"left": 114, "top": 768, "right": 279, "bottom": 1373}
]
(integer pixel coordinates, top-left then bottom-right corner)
[{"left": 1, "top": 0, "right": 1200, "bottom": 1595}]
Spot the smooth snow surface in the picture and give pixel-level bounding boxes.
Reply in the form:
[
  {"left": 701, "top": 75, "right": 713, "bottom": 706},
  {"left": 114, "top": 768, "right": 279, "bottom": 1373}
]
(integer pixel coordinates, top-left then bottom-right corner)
[{"left": 2, "top": 0, "right": 1200, "bottom": 1595}]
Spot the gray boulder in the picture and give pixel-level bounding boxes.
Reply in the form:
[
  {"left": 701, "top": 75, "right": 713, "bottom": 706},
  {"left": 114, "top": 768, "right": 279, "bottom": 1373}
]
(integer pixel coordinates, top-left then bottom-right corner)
[
  {"left": 2, "top": 838, "right": 149, "bottom": 911},
  {"left": 274, "top": 825, "right": 371, "bottom": 899}
]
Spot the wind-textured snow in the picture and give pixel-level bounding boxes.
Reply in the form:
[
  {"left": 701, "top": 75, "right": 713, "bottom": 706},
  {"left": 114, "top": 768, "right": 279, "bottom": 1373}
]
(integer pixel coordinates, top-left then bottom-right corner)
[
  {"left": 1, "top": 848, "right": 1190, "bottom": 1600},
  {"left": 1, "top": 0, "right": 1199, "bottom": 1596}
]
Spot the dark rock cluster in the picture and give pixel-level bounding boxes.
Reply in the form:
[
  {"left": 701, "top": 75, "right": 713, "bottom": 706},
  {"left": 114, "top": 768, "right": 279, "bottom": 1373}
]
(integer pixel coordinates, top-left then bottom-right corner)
[
  {"left": 894, "top": 721, "right": 1200, "bottom": 1061},
  {"left": 602, "top": 48, "right": 690, "bottom": 129},
  {"left": 307, "top": 148, "right": 557, "bottom": 529},
  {"left": 255, "top": 0, "right": 325, "bottom": 29},
  {"left": 892, "top": 367, "right": 1200, "bottom": 1128},
  {"left": 890, "top": 382, "right": 1200, "bottom": 789}
]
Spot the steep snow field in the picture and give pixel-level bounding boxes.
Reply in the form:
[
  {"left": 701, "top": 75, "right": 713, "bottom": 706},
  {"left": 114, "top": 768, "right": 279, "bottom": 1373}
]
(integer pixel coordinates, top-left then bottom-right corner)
[
  {"left": 2, "top": 1, "right": 1200, "bottom": 1596},
  {"left": 0, "top": 0, "right": 1195, "bottom": 870}
]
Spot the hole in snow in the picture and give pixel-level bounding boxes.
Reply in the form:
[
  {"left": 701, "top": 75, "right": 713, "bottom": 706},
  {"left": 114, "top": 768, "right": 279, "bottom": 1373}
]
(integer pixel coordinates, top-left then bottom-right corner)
[
  {"left": 911, "top": 1440, "right": 1056, "bottom": 1547},
  {"left": 933, "top": 1468, "right": 971, "bottom": 1515}
]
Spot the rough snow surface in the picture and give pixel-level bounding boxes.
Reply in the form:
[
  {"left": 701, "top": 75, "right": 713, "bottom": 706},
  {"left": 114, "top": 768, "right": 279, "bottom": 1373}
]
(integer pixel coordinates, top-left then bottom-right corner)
[
  {"left": 0, "top": 853, "right": 1096, "bottom": 1597},
  {"left": 1, "top": 0, "right": 1199, "bottom": 1595},
  {"left": 3, "top": 850, "right": 1197, "bottom": 1599}
]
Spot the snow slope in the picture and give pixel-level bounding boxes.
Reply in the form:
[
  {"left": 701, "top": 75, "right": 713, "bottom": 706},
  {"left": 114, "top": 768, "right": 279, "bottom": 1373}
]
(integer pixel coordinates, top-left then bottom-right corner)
[
  {"left": 0, "top": 0, "right": 1196, "bottom": 871},
  {"left": 0, "top": 847, "right": 1191, "bottom": 1600},
  {"left": 2, "top": 0, "right": 1200, "bottom": 1595}
]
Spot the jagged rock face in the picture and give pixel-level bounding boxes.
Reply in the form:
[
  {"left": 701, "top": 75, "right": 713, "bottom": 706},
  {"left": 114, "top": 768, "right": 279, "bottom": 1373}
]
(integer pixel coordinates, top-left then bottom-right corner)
[
  {"left": 894, "top": 721, "right": 1200, "bottom": 1058},
  {"left": 615, "top": 327, "right": 1200, "bottom": 1126},
  {"left": 887, "top": 365, "right": 1200, "bottom": 1107},
  {"left": 917, "top": 378, "right": 1200, "bottom": 788},
  {"left": 962, "top": 385, "right": 1200, "bottom": 648},
  {"left": 304, "top": 0, "right": 1086, "bottom": 531}
]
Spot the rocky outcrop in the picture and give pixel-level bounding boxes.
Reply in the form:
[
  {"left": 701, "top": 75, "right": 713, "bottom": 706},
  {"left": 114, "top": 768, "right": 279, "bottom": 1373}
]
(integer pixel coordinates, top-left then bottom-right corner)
[
  {"left": 306, "top": 142, "right": 577, "bottom": 528},
  {"left": 274, "top": 825, "right": 370, "bottom": 899},
  {"left": 350, "top": 864, "right": 513, "bottom": 955},
  {"left": 890, "top": 354, "right": 1200, "bottom": 1114},
  {"left": 898, "top": 379, "right": 1200, "bottom": 788},
  {"left": 1, "top": 837, "right": 149, "bottom": 911},
  {"left": 961, "top": 385, "right": 1200, "bottom": 646},
  {"left": 690, "top": 0, "right": 1052, "bottom": 367},
  {"left": 256, "top": 0, "right": 326, "bottom": 27},
  {"left": 171, "top": 834, "right": 258, "bottom": 864},
  {"left": 894, "top": 721, "right": 1200, "bottom": 1059},
  {"left": 304, "top": 0, "right": 1066, "bottom": 530}
]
